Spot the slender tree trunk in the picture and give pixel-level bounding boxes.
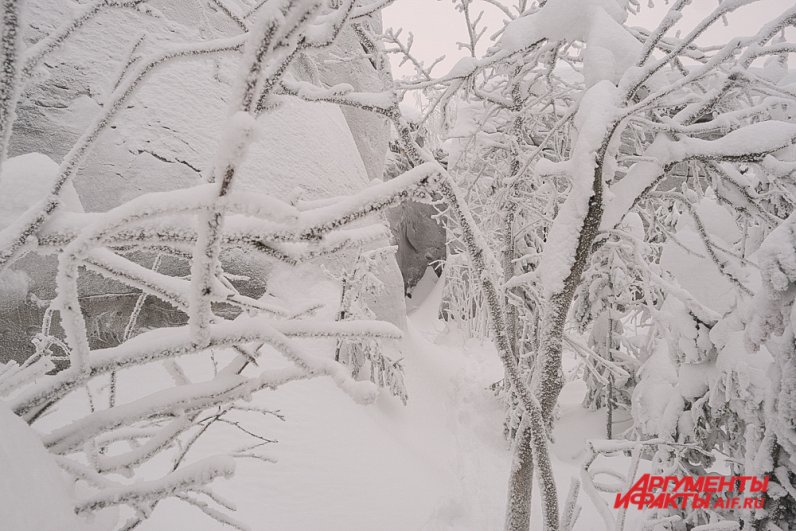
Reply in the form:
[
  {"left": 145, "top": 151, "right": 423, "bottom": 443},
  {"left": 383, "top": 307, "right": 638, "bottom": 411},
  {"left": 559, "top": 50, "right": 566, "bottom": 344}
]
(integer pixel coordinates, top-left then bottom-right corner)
[
  {"left": 605, "top": 267, "right": 615, "bottom": 439},
  {"left": 503, "top": 206, "right": 518, "bottom": 358},
  {"left": 521, "top": 164, "right": 605, "bottom": 530},
  {"left": 436, "top": 176, "right": 560, "bottom": 530},
  {"left": 503, "top": 204, "right": 538, "bottom": 531},
  {"left": 502, "top": 77, "right": 537, "bottom": 529},
  {"left": 505, "top": 415, "right": 534, "bottom": 531},
  {"left": 534, "top": 164, "right": 604, "bottom": 418}
]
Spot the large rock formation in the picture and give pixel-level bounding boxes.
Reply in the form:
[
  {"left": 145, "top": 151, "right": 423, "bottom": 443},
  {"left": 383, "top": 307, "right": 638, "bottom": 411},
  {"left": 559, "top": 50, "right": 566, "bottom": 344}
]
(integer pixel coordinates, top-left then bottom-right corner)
[{"left": 0, "top": 1, "right": 405, "bottom": 363}]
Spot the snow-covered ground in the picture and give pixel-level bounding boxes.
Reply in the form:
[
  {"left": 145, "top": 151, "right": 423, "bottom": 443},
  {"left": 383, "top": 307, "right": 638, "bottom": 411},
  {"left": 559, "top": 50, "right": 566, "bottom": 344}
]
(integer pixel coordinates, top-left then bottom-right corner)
[
  {"left": 107, "top": 271, "right": 635, "bottom": 531},
  {"left": 2, "top": 266, "right": 648, "bottom": 531}
]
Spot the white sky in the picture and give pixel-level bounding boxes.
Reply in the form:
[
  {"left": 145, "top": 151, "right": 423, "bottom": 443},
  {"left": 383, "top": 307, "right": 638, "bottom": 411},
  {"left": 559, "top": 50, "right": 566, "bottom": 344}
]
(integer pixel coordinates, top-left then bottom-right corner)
[{"left": 382, "top": 0, "right": 795, "bottom": 77}]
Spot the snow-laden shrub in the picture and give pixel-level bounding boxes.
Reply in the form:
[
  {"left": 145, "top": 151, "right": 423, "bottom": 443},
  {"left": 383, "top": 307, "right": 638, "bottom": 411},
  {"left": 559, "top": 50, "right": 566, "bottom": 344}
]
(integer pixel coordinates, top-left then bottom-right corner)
[
  {"left": 327, "top": 246, "right": 408, "bottom": 404},
  {"left": 631, "top": 199, "right": 796, "bottom": 528}
]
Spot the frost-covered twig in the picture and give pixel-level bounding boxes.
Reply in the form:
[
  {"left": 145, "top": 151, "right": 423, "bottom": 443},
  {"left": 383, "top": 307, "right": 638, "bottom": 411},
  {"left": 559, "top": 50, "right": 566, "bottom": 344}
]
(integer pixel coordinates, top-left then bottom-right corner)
[
  {"left": 0, "top": 0, "right": 20, "bottom": 171},
  {"left": 75, "top": 456, "right": 236, "bottom": 513}
]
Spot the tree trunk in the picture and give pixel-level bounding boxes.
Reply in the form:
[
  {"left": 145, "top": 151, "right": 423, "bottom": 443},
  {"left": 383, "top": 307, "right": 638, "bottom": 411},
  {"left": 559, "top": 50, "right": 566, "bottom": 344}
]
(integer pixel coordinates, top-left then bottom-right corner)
[
  {"left": 535, "top": 163, "right": 605, "bottom": 417},
  {"left": 505, "top": 416, "right": 534, "bottom": 531}
]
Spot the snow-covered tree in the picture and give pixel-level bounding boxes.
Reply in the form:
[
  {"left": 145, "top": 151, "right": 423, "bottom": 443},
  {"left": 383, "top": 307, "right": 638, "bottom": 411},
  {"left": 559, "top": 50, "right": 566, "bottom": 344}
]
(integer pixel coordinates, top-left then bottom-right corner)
[{"left": 375, "top": 1, "right": 796, "bottom": 529}]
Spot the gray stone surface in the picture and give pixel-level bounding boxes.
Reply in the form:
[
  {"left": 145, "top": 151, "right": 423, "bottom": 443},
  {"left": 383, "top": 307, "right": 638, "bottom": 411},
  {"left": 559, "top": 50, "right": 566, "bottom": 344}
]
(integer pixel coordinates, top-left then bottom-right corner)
[
  {"left": 1, "top": 2, "right": 405, "bottom": 363},
  {"left": 383, "top": 140, "right": 447, "bottom": 295},
  {"left": 387, "top": 201, "right": 445, "bottom": 295}
]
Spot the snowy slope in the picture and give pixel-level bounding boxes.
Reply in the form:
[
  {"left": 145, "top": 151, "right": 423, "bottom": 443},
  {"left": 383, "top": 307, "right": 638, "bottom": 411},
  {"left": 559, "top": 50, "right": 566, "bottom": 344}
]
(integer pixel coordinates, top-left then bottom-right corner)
[
  {"left": 131, "top": 273, "right": 509, "bottom": 530},
  {"left": 113, "top": 276, "right": 631, "bottom": 531},
  {"left": 0, "top": 403, "right": 113, "bottom": 531},
  {"left": 4, "top": 269, "right": 645, "bottom": 531}
]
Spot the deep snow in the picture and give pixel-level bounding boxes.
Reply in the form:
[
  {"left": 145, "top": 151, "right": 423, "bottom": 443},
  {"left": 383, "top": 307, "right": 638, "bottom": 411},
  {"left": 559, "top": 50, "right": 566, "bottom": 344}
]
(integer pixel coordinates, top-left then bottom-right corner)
[
  {"left": 3, "top": 271, "right": 644, "bottom": 531},
  {"left": 128, "top": 270, "right": 635, "bottom": 531}
]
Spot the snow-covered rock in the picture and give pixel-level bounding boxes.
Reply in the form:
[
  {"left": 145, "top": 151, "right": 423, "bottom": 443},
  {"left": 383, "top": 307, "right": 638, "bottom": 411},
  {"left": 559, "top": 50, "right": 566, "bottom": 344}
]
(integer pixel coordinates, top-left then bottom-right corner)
[
  {"left": 1, "top": 0, "right": 405, "bottom": 365},
  {"left": 312, "top": 16, "right": 391, "bottom": 183},
  {"left": 0, "top": 153, "right": 84, "bottom": 363},
  {"left": 0, "top": 152, "right": 83, "bottom": 229},
  {"left": 383, "top": 140, "right": 446, "bottom": 295},
  {"left": 386, "top": 201, "right": 445, "bottom": 295}
]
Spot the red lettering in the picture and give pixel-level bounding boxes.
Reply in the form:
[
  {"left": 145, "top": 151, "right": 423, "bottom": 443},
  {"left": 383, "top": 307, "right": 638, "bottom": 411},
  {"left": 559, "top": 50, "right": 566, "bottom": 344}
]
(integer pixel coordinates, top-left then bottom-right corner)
[
  {"left": 750, "top": 477, "right": 769, "bottom": 493},
  {"left": 614, "top": 493, "right": 630, "bottom": 509},
  {"left": 649, "top": 476, "right": 664, "bottom": 490},
  {"left": 649, "top": 493, "right": 667, "bottom": 509},
  {"left": 718, "top": 476, "right": 735, "bottom": 492},
  {"left": 693, "top": 495, "right": 710, "bottom": 509},
  {"left": 705, "top": 476, "right": 720, "bottom": 492},
  {"left": 614, "top": 474, "right": 655, "bottom": 509},
  {"left": 614, "top": 475, "right": 768, "bottom": 511}
]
